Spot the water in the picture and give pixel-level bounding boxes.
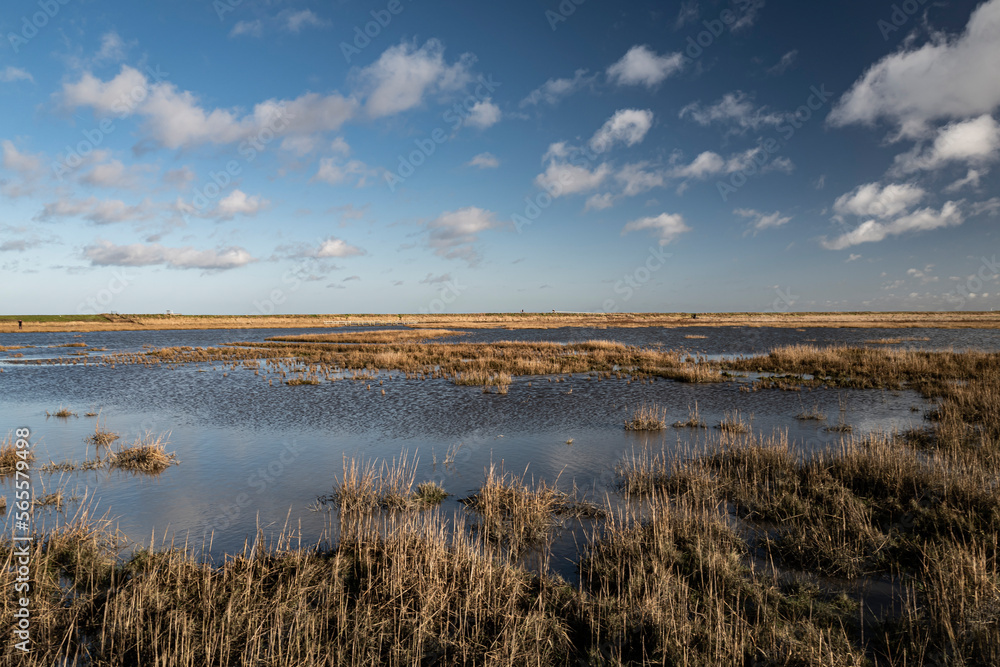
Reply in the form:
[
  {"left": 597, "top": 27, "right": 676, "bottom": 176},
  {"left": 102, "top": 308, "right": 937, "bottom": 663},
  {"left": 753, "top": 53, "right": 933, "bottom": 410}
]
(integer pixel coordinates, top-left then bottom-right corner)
[{"left": 0, "top": 326, "right": 988, "bottom": 575}]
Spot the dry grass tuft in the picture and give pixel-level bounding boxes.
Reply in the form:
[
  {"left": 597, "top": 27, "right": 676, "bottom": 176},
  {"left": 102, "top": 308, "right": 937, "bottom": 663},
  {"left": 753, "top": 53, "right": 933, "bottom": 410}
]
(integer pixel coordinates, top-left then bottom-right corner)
[
  {"left": 625, "top": 402, "right": 667, "bottom": 430},
  {"left": 47, "top": 406, "right": 77, "bottom": 418},
  {"left": 86, "top": 419, "right": 120, "bottom": 447},
  {"left": 107, "top": 433, "right": 176, "bottom": 473}
]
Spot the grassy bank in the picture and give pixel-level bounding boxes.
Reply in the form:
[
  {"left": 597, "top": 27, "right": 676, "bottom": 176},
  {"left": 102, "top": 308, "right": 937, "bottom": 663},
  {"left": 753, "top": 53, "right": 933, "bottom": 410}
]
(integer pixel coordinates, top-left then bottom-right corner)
[{"left": 3, "top": 310, "right": 1000, "bottom": 333}]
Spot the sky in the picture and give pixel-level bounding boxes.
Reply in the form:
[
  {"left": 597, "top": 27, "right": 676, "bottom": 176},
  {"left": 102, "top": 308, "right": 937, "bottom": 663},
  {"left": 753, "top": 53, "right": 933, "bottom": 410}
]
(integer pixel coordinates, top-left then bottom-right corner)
[{"left": 1, "top": 0, "right": 999, "bottom": 315}]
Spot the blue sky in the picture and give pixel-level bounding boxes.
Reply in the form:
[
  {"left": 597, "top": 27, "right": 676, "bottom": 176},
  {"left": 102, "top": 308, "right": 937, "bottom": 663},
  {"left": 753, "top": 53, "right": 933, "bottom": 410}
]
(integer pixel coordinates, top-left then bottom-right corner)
[{"left": 1, "top": 0, "right": 998, "bottom": 315}]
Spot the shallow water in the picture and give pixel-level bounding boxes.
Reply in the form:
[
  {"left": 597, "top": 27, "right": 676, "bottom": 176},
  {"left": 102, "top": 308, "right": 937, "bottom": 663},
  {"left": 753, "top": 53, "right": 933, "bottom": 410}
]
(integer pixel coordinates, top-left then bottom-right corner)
[{"left": 0, "top": 326, "right": 988, "bottom": 576}]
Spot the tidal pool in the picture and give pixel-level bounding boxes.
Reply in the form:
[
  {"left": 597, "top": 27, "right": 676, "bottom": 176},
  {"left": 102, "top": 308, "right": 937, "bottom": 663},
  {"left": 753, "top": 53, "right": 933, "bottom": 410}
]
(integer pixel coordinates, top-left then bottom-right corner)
[{"left": 1, "top": 325, "right": 993, "bottom": 576}]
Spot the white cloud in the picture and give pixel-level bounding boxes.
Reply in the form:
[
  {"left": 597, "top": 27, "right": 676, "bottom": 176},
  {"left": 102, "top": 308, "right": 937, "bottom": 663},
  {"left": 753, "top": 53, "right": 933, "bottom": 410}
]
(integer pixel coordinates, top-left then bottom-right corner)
[
  {"left": 945, "top": 168, "right": 986, "bottom": 192},
  {"left": 84, "top": 240, "right": 255, "bottom": 270},
  {"left": 520, "top": 69, "right": 593, "bottom": 107},
  {"left": 0, "top": 66, "right": 32, "bottom": 83},
  {"left": 621, "top": 212, "right": 691, "bottom": 245},
  {"left": 230, "top": 20, "right": 264, "bottom": 38},
  {"left": 589, "top": 109, "right": 654, "bottom": 153},
  {"left": 535, "top": 158, "right": 611, "bottom": 196},
  {"left": 312, "top": 158, "right": 379, "bottom": 187},
  {"left": 311, "top": 237, "right": 366, "bottom": 258},
  {"left": 465, "top": 98, "right": 501, "bottom": 129},
  {"left": 891, "top": 114, "right": 1000, "bottom": 174},
  {"left": 1, "top": 140, "right": 42, "bottom": 174},
  {"left": 829, "top": 0, "right": 1000, "bottom": 137},
  {"left": 80, "top": 158, "right": 146, "bottom": 189},
  {"left": 283, "top": 9, "right": 329, "bottom": 33},
  {"left": 680, "top": 92, "right": 784, "bottom": 133},
  {"left": 466, "top": 152, "right": 499, "bottom": 169},
  {"left": 585, "top": 193, "right": 615, "bottom": 211},
  {"left": 833, "top": 182, "right": 926, "bottom": 219},
  {"left": 669, "top": 147, "right": 771, "bottom": 180},
  {"left": 734, "top": 208, "right": 793, "bottom": 232},
  {"left": 60, "top": 65, "right": 150, "bottom": 116},
  {"left": 214, "top": 190, "right": 269, "bottom": 220},
  {"left": 358, "top": 39, "right": 474, "bottom": 118},
  {"left": 61, "top": 66, "right": 357, "bottom": 150},
  {"left": 846, "top": 254, "right": 862, "bottom": 262},
  {"left": 822, "top": 201, "right": 963, "bottom": 250},
  {"left": 972, "top": 197, "right": 1000, "bottom": 216},
  {"left": 426, "top": 206, "right": 498, "bottom": 264},
  {"left": 607, "top": 46, "right": 684, "bottom": 88},
  {"left": 35, "top": 197, "right": 158, "bottom": 224},
  {"left": 767, "top": 50, "right": 798, "bottom": 76},
  {"left": 615, "top": 163, "right": 665, "bottom": 197},
  {"left": 94, "top": 31, "right": 127, "bottom": 64}
]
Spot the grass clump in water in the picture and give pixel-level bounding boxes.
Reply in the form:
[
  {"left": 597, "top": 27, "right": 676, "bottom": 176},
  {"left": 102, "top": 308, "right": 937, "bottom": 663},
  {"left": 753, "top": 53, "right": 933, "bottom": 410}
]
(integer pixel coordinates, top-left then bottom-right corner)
[
  {"left": 413, "top": 481, "right": 449, "bottom": 506},
  {"left": 47, "top": 406, "right": 77, "bottom": 418},
  {"left": 625, "top": 402, "right": 666, "bottom": 430},
  {"left": 107, "top": 433, "right": 176, "bottom": 473}
]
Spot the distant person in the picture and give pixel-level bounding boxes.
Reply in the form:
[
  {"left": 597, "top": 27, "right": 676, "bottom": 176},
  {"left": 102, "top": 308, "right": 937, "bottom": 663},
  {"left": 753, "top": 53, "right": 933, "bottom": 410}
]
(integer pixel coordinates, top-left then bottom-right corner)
[{"left": 18, "top": 319, "right": 22, "bottom": 330}]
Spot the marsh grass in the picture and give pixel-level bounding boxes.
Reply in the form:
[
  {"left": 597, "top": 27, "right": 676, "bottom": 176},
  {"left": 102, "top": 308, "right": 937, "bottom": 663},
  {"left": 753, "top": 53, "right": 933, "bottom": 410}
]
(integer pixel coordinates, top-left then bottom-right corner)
[
  {"left": 673, "top": 401, "right": 707, "bottom": 428},
  {"left": 716, "top": 409, "right": 751, "bottom": 433},
  {"left": 86, "top": 419, "right": 120, "bottom": 447},
  {"left": 107, "top": 433, "right": 176, "bottom": 473},
  {"left": 796, "top": 402, "right": 827, "bottom": 421},
  {"left": 413, "top": 481, "right": 449, "bottom": 506},
  {"left": 625, "top": 402, "right": 667, "bottom": 430},
  {"left": 0, "top": 435, "right": 33, "bottom": 476},
  {"left": 46, "top": 406, "right": 77, "bottom": 418}
]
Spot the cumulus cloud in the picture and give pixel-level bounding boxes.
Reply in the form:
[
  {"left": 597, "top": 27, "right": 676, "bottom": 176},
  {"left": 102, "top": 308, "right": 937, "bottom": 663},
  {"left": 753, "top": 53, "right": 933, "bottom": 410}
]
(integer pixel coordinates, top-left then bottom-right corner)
[
  {"left": 890, "top": 114, "right": 1000, "bottom": 174},
  {"left": 426, "top": 206, "right": 498, "bottom": 264},
  {"left": 589, "top": 109, "right": 654, "bottom": 153},
  {"left": 214, "top": 190, "right": 269, "bottom": 220},
  {"left": 679, "top": 92, "right": 785, "bottom": 133},
  {"left": 621, "top": 213, "right": 691, "bottom": 245},
  {"left": 83, "top": 239, "right": 255, "bottom": 270},
  {"left": 607, "top": 45, "right": 684, "bottom": 88},
  {"left": 357, "top": 39, "right": 474, "bottom": 118},
  {"left": 80, "top": 158, "right": 149, "bottom": 189},
  {"left": 734, "top": 208, "right": 793, "bottom": 233},
  {"left": 1, "top": 140, "right": 42, "bottom": 174},
  {"left": 466, "top": 152, "right": 499, "bottom": 168},
  {"left": 829, "top": 0, "right": 1000, "bottom": 137},
  {"left": 520, "top": 69, "right": 594, "bottom": 107},
  {"left": 535, "top": 153, "right": 611, "bottom": 196},
  {"left": 822, "top": 202, "right": 963, "bottom": 249},
  {"left": 35, "top": 197, "right": 158, "bottom": 224},
  {"left": 61, "top": 65, "right": 356, "bottom": 150},
  {"left": 833, "top": 182, "right": 925, "bottom": 219},
  {"left": 465, "top": 98, "right": 501, "bottom": 129},
  {"left": 669, "top": 147, "right": 774, "bottom": 180},
  {"left": 312, "top": 237, "right": 366, "bottom": 258}
]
